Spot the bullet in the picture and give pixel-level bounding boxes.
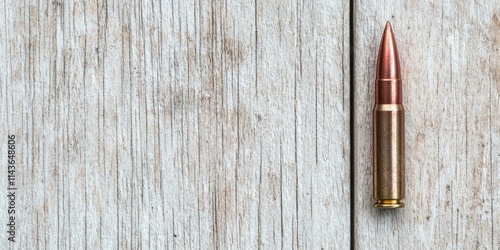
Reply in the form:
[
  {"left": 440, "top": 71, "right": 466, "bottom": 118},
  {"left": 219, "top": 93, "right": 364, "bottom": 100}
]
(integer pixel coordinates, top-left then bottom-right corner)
[{"left": 373, "top": 21, "right": 405, "bottom": 209}]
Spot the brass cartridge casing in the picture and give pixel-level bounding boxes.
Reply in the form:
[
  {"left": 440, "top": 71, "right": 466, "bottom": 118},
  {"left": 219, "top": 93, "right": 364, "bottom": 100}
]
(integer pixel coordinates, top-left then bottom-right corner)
[{"left": 373, "top": 104, "right": 405, "bottom": 208}]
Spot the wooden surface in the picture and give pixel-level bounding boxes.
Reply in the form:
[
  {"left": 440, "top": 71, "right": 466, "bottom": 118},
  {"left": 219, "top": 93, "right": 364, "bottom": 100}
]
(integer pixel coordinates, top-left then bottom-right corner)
[
  {"left": 354, "top": 1, "right": 500, "bottom": 249},
  {"left": 0, "top": 1, "right": 350, "bottom": 249},
  {"left": 1, "top": 1, "right": 500, "bottom": 249}
]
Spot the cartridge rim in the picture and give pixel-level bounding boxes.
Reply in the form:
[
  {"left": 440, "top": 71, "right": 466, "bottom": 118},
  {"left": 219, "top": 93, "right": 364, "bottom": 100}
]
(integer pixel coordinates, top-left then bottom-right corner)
[{"left": 373, "top": 199, "right": 405, "bottom": 209}]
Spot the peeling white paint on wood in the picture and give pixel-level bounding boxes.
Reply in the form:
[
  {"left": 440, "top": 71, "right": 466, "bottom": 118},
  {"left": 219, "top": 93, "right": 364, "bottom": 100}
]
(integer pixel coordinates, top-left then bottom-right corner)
[
  {"left": 0, "top": 1, "right": 350, "bottom": 249},
  {"left": 354, "top": 1, "right": 500, "bottom": 249}
]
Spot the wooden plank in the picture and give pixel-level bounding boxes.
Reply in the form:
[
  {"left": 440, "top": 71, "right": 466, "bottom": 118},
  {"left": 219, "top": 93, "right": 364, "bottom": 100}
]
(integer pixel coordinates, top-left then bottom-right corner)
[
  {"left": 1, "top": 1, "right": 350, "bottom": 248},
  {"left": 354, "top": 1, "right": 500, "bottom": 248}
]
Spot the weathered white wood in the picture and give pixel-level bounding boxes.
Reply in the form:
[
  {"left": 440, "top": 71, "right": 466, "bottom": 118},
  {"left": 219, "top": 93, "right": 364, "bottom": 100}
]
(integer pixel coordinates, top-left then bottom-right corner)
[
  {"left": 354, "top": 1, "right": 500, "bottom": 248},
  {"left": 0, "top": 1, "right": 350, "bottom": 248}
]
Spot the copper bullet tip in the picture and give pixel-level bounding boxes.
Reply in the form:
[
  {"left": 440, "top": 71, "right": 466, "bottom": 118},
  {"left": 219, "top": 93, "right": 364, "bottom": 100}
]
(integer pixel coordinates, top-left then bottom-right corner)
[{"left": 375, "top": 21, "right": 402, "bottom": 104}]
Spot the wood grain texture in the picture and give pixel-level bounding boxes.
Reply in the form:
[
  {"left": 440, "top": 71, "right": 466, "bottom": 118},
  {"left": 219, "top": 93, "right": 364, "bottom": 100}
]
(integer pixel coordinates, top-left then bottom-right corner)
[
  {"left": 0, "top": 1, "right": 350, "bottom": 249},
  {"left": 354, "top": 1, "right": 500, "bottom": 249}
]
